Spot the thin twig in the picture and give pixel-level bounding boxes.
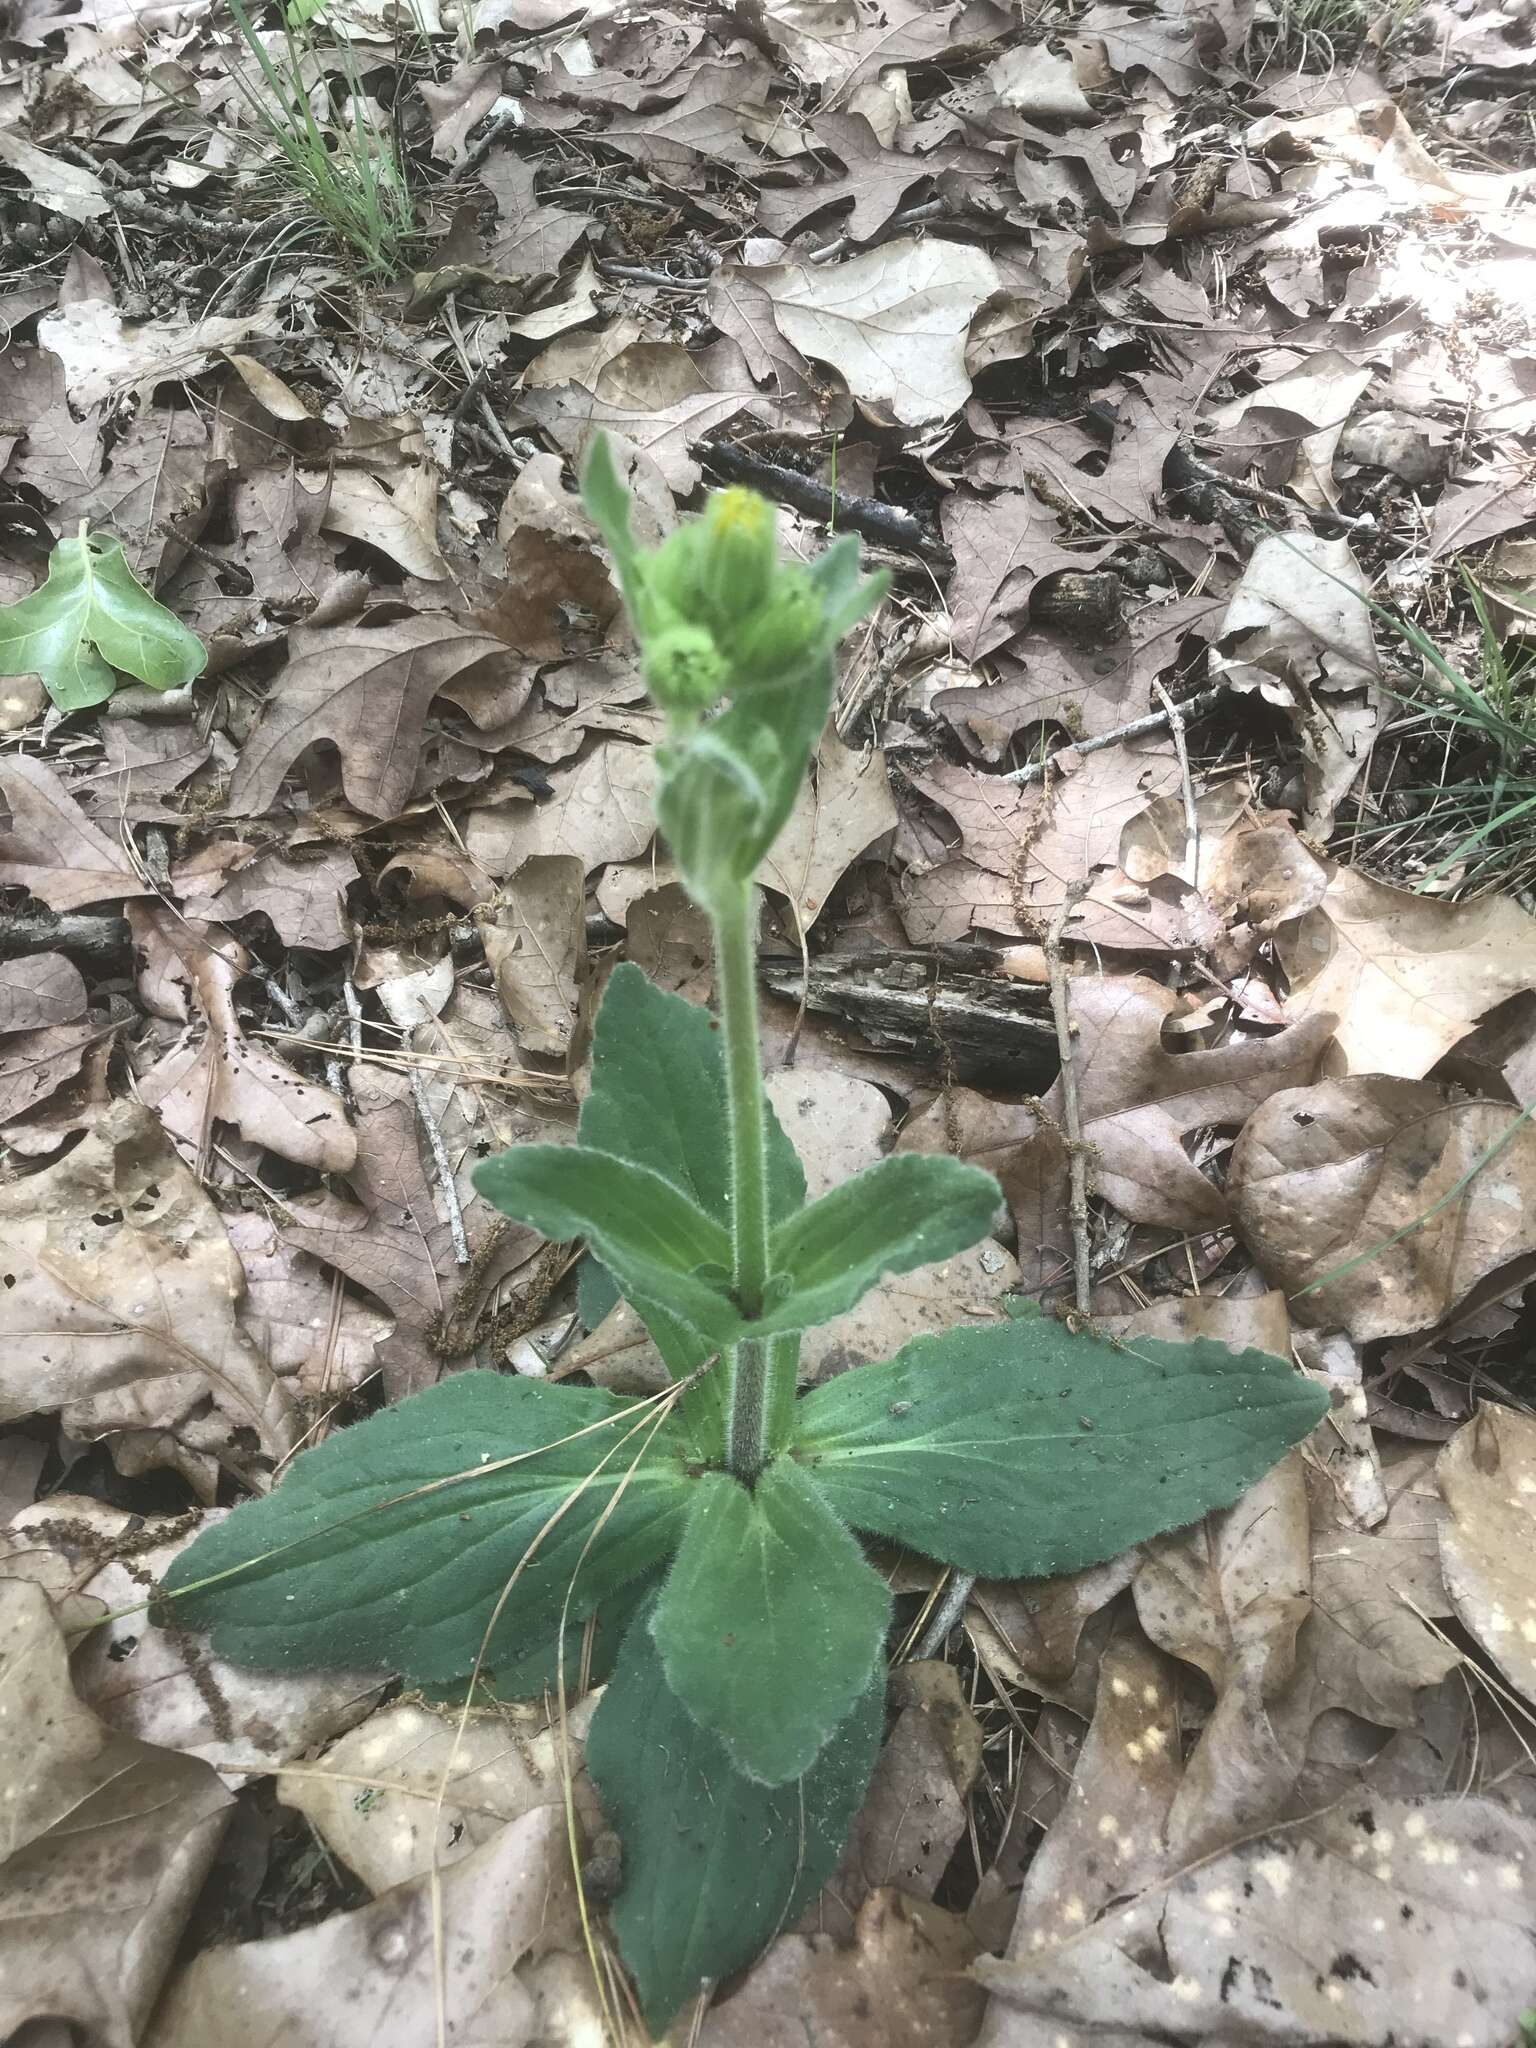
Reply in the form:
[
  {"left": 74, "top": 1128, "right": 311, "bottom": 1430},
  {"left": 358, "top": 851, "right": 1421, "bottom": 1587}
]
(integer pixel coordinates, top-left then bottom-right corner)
[
  {"left": 808, "top": 196, "right": 947, "bottom": 265},
  {"left": 1153, "top": 679, "right": 1200, "bottom": 881},
  {"left": 1000, "top": 683, "right": 1230, "bottom": 786},
  {"left": 1046, "top": 882, "right": 1093, "bottom": 1320}
]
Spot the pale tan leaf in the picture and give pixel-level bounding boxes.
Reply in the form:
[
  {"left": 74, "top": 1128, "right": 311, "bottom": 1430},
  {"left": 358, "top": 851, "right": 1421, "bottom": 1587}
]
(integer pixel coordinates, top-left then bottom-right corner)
[
  {"left": 0, "top": 754, "right": 155, "bottom": 910},
  {"left": 0, "top": 1099, "right": 297, "bottom": 1476},
  {"left": 762, "top": 737, "right": 897, "bottom": 930},
  {"left": 1230, "top": 1076, "right": 1536, "bottom": 1341},
  {"left": 1279, "top": 863, "right": 1536, "bottom": 1078},
  {"left": 476, "top": 853, "right": 587, "bottom": 1059},
  {"left": 1437, "top": 1402, "right": 1536, "bottom": 1709},
  {"left": 277, "top": 1696, "right": 600, "bottom": 1892},
  {"left": 743, "top": 237, "right": 1002, "bottom": 425},
  {"left": 0, "top": 1580, "right": 230, "bottom": 2045},
  {"left": 132, "top": 911, "right": 356, "bottom": 1174},
  {"left": 149, "top": 1805, "right": 575, "bottom": 2048},
  {"left": 979, "top": 1796, "right": 1536, "bottom": 2048},
  {"left": 0, "top": 1500, "right": 380, "bottom": 1773},
  {"left": 465, "top": 739, "right": 657, "bottom": 876}
]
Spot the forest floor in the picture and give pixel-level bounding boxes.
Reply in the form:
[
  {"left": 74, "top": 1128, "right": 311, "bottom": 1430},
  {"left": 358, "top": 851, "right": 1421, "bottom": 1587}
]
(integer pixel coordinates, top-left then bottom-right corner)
[{"left": 3, "top": 0, "right": 1536, "bottom": 2040}]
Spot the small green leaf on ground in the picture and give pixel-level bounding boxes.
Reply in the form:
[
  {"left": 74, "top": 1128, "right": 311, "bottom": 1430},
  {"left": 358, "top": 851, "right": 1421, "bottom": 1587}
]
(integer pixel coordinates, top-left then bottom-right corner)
[
  {"left": 792, "top": 1325, "right": 1329, "bottom": 1577},
  {"left": 160, "top": 1372, "right": 696, "bottom": 1688},
  {"left": 650, "top": 1456, "right": 890, "bottom": 1784},
  {"left": 588, "top": 1594, "right": 884, "bottom": 2036},
  {"left": 0, "top": 528, "right": 206, "bottom": 713}
]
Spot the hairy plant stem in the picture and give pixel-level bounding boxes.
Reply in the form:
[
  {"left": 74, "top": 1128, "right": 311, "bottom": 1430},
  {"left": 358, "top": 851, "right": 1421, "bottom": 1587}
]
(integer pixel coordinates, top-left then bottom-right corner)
[{"left": 714, "top": 885, "right": 776, "bottom": 1482}]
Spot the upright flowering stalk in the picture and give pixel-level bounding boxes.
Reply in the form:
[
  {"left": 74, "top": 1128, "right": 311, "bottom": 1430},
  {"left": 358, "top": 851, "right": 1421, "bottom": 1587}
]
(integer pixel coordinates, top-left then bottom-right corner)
[{"left": 582, "top": 441, "right": 887, "bottom": 1478}]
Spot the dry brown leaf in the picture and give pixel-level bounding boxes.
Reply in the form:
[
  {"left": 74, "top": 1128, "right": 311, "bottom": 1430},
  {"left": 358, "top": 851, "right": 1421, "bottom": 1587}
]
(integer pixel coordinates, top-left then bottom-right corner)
[
  {"left": 281, "top": 1064, "right": 543, "bottom": 1398},
  {"left": 0, "top": 1499, "right": 380, "bottom": 1772},
  {"left": 188, "top": 842, "right": 360, "bottom": 951},
  {"left": 148, "top": 1804, "right": 576, "bottom": 2048},
  {"left": 1208, "top": 531, "right": 1382, "bottom": 834},
  {"left": 1033, "top": 975, "right": 1334, "bottom": 1232},
  {"left": 0, "top": 951, "right": 86, "bottom": 1031},
  {"left": 1229, "top": 1076, "right": 1536, "bottom": 1341},
  {"left": 465, "top": 739, "right": 657, "bottom": 877},
  {"left": 277, "top": 1696, "right": 600, "bottom": 1892},
  {"left": 1000, "top": 1630, "right": 1184, "bottom": 1959},
  {"left": 700, "top": 1891, "right": 986, "bottom": 2048},
  {"left": 1278, "top": 862, "right": 1536, "bottom": 1078},
  {"left": 0, "top": 1099, "right": 296, "bottom": 1482},
  {"left": 229, "top": 614, "right": 529, "bottom": 821},
  {"left": 478, "top": 154, "right": 593, "bottom": 276},
  {"left": 817, "top": 1661, "right": 981, "bottom": 1943},
  {"left": 742, "top": 237, "right": 1001, "bottom": 426},
  {"left": 226, "top": 1211, "right": 387, "bottom": 1397},
  {"left": 762, "top": 737, "right": 896, "bottom": 931},
  {"left": 0, "top": 1579, "right": 230, "bottom": 2045},
  {"left": 1437, "top": 1402, "right": 1536, "bottom": 1708},
  {"left": 1013, "top": 737, "right": 1183, "bottom": 936},
  {"left": 0, "top": 753, "right": 156, "bottom": 910},
  {"left": 940, "top": 486, "right": 1089, "bottom": 663},
  {"left": 0, "top": 1012, "right": 108, "bottom": 1124},
  {"left": 131, "top": 910, "right": 356, "bottom": 1174},
  {"left": 476, "top": 853, "right": 587, "bottom": 1060},
  {"left": 1134, "top": 1453, "right": 1313, "bottom": 1856},
  {"left": 979, "top": 1795, "right": 1536, "bottom": 2047}
]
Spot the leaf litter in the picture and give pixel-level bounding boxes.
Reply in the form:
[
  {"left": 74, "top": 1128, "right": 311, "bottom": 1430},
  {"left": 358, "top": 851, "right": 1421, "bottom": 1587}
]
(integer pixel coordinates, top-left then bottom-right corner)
[{"left": 4, "top": 0, "right": 1536, "bottom": 2037}]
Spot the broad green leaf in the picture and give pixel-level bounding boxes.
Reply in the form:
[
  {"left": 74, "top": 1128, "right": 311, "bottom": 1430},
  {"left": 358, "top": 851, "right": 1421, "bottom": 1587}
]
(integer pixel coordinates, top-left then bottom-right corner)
[
  {"left": 427, "top": 1570, "right": 657, "bottom": 1706},
  {"left": 0, "top": 530, "right": 206, "bottom": 713},
  {"left": 588, "top": 1597, "right": 883, "bottom": 2035},
  {"left": 650, "top": 1457, "right": 889, "bottom": 1785},
  {"left": 580, "top": 962, "right": 805, "bottom": 1224},
  {"left": 792, "top": 1325, "right": 1330, "bottom": 1578},
  {"left": 161, "top": 1372, "right": 695, "bottom": 1687},
  {"left": 757, "top": 1153, "right": 1001, "bottom": 1337},
  {"left": 472, "top": 1143, "right": 741, "bottom": 1347}
]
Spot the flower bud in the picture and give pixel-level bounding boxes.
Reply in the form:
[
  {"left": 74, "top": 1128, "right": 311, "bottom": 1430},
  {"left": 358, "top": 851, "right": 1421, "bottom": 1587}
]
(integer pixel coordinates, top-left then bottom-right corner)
[
  {"left": 695, "top": 487, "right": 778, "bottom": 626},
  {"left": 723, "top": 566, "right": 823, "bottom": 687},
  {"left": 641, "top": 620, "right": 728, "bottom": 714}
]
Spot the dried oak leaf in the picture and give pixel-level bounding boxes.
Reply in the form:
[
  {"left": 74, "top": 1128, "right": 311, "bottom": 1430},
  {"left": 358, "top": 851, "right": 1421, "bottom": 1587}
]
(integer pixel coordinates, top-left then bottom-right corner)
[
  {"left": 700, "top": 1891, "right": 985, "bottom": 2048},
  {"left": 0, "top": 1012, "right": 108, "bottom": 1124},
  {"left": 277, "top": 1695, "right": 600, "bottom": 1892},
  {"left": 0, "top": 952, "right": 85, "bottom": 1034},
  {"left": 979, "top": 1795, "right": 1536, "bottom": 2048},
  {"left": 1134, "top": 1453, "right": 1313, "bottom": 1857},
  {"left": 1278, "top": 862, "right": 1536, "bottom": 1078},
  {"left": 0, "top": 752, "right": 156, "bottom": 910},
  {"left": 1014, "top": 736, "right": 1183, "bottom": 937},
  {"left": 228, "top": 613, "right": 530, "bottom": 821},
  {"left": 131, "top": 909, "right": 356, "bottom": 1174},
  {"left": 0, "top": 1098, "right": 297, "bottom": 1481},
  {"left": 150, "top": 1805, "right": 574, "bottom": 2048},
  {"left": 465, "top": 738, "right": 657, "bottom": 878},
  {"left": 742, "top": 237, "right": 1002, "bottom": 428},
  {"left": 478, "top": 153, "right": 593, "bottom": 277},
  {"left": 188, "top": 841, "right": 360, "bottom": 952},
  {"left": 475, "top": 852, "right": 587, "bottom": 1060},
  {"left": 281, "top": 1063, "right": 542, "bottom": 1398},
  {"left": 1229, "top": 1076, "right": 1536, "bottom": 1341},
  {"left": 1437, "top": 1402, "right": 1536, "bottom": 1709},
  {"left": 762, "top": 736, "right": 897, "bottom": 931},
  {"left": 1041, "top": 974, "right": 1334, "bottom": 1230},
  {"left": 0, "top": 1499, "right": 380, "bottom": 1774},
  {"left": 0, "top": 1580, "right": 230, "bottom": 2047}
]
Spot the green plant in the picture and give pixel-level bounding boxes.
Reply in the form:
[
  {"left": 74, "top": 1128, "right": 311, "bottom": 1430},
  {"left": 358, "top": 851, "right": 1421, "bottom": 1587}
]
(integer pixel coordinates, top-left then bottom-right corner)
[
  {"left": 225, "top": 0, "right": 414, "bottom": 277},
  {"left": 0, "top": 524, "right": 207, "bottom": 713},
  {"left": 162, "top": 440, "right": 1327, "bottom": 2035}
]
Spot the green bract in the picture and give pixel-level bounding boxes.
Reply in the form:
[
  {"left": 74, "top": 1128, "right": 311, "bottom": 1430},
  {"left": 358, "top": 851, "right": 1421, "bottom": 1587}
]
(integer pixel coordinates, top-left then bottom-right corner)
[
  {"left": 0, "top": 525, "right": 207, "bottom": 713},
  {"left": 163, "top": 433, "right": 1329, "bottom": 2039}
]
